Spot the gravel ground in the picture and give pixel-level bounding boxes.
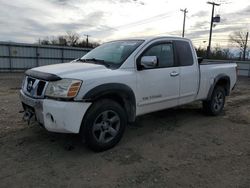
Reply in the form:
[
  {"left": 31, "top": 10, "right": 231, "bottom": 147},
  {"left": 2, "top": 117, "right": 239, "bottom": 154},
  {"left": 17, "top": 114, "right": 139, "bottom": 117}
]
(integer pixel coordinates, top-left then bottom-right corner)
[{"left": 0, "top": 73, "right": 250, "bottom": 188}]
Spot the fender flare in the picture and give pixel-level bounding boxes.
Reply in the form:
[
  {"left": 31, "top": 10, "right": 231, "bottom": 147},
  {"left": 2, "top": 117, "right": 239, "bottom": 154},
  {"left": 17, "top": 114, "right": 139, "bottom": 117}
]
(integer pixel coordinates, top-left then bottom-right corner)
[
  {"left": 207, "top": 74, "right": 230, "bottom": 100},
  {"left": 83, "top": 83, "right": 136, "bottom": 123}
]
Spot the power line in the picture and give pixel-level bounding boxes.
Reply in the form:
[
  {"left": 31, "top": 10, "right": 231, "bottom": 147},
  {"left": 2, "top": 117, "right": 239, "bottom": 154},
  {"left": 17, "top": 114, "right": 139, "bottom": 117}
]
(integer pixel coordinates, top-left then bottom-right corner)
[
  {"left": 192, "top": 37, "right": 250, "bottom": 41},
  {"left": 94, "top": 12, "right": 173, "bottom": 36},
  {"left": 220, "top": 22, "right": 250, "bottom": 25},
  {"left": 115, "top": 12, "right": 172, "bottom": 30}
]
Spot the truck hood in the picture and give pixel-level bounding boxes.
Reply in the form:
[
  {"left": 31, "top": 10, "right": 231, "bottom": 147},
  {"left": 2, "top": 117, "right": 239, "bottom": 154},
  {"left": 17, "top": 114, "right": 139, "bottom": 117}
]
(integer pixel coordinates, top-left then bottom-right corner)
[{"left": 31, "top": 62, "right": 108, "bottom": 78}]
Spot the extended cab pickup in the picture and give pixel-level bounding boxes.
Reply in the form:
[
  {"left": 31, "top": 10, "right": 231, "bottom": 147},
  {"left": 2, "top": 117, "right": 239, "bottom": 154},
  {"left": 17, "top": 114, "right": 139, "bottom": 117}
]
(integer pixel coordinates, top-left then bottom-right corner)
[{"left": 20, "top": 37, "right": 237, "bottom": 151}]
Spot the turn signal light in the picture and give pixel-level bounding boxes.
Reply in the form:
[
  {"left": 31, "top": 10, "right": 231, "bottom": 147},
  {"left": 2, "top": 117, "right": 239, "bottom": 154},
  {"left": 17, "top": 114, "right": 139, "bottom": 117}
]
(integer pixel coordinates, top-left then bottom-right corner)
[{"left": 67, "top": 82, "right": 81, "bottom": 97}]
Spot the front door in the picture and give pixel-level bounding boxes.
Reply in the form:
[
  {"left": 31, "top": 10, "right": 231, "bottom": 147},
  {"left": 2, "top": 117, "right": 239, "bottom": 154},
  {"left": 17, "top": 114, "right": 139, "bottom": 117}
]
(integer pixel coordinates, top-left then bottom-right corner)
[{"left": 136, "top": 41, "right": 180, "bottom": 115}]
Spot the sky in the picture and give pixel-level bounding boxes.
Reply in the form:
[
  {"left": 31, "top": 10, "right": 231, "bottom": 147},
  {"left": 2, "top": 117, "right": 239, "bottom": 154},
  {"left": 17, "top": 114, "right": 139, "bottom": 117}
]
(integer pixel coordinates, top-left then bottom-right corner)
[{"left": 0, "top": 0, "right": 250, "bottom": 48}]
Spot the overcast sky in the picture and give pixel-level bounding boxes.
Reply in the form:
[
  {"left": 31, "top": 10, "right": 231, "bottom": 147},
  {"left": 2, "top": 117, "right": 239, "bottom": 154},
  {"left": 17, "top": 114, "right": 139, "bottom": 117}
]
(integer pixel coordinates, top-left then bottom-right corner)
[{"left": 0, "top": 0, "right": 249, "bottom": 47}]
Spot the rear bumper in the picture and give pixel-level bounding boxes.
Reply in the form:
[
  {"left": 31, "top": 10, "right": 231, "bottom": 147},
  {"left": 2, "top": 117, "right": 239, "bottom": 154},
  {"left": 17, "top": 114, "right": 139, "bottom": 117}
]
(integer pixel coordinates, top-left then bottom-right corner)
[{"left": 20, "top": 90, "right": 92, "bottom": 133}]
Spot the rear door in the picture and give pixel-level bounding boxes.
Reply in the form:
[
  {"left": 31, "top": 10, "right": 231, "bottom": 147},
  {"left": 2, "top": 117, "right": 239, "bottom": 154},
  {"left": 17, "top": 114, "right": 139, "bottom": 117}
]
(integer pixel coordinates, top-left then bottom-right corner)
[{"left": 174, "top": 40, "right": 199, "bottom": 105}]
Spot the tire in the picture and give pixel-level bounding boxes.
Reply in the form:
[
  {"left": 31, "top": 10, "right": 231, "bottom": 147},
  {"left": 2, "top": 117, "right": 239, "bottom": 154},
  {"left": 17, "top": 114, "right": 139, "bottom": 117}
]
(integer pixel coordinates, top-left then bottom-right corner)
[
  {"left": 81, "top": 99, "right": 127, "bottom": 152},
  {"left": 203, "top": 86, "right": 226, "bottom": 116}
]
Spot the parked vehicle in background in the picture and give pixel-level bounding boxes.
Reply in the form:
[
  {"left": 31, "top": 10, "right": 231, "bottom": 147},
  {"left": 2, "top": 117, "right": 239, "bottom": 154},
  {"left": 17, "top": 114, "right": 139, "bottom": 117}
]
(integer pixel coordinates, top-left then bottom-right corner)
[{"left": 20, "top": 36, "right": 237, "bottom": 151}]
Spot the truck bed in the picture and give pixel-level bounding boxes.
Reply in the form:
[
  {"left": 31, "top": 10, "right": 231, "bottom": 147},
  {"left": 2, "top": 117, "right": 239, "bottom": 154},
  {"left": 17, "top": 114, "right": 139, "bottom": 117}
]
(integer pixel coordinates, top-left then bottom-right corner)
[{"left": 196, "top": 61, "right": 237, "bottom": 100}]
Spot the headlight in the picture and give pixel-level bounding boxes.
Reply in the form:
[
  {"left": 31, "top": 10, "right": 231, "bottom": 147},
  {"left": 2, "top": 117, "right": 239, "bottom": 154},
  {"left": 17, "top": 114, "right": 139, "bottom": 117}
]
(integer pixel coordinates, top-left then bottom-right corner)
[{"left": 45, "top": 79, "right": 82, "bottom": 99}]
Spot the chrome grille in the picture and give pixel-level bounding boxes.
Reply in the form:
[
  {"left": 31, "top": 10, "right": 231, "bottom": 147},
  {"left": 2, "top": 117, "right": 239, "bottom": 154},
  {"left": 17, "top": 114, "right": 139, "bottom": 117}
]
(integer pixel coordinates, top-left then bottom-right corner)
[{"left": 22, "top": 76, "right": 48, "bottom": 98}]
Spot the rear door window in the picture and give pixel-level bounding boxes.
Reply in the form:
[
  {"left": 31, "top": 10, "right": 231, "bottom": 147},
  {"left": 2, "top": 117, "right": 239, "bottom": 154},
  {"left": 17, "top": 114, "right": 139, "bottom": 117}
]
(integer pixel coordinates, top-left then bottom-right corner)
[{"left": 174, "top": 41, "right": 194, "bottom": 66}]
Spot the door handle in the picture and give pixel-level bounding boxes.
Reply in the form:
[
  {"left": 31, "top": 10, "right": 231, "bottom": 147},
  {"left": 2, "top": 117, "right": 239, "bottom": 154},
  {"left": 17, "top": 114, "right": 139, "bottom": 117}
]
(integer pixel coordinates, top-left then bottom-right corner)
[{"left": 170, "top": 71, "right": 179, "bottom": 77}]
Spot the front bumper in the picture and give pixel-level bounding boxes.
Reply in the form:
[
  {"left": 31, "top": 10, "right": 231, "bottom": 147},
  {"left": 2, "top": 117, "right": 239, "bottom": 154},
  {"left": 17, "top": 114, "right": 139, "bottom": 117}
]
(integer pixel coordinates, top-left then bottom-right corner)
[{"left": 20, "top": 90, "right": 92, "bottom": 133}]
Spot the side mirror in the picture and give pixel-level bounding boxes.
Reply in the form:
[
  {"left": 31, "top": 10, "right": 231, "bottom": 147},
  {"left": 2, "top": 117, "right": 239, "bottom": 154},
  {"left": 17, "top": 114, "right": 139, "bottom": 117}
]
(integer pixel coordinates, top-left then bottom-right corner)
[
  {"left": 140, "top": 56, "right": 158, "bottom": 68},
  {"left": 198, "top": 57, "right": 203, "bottom": 64}
]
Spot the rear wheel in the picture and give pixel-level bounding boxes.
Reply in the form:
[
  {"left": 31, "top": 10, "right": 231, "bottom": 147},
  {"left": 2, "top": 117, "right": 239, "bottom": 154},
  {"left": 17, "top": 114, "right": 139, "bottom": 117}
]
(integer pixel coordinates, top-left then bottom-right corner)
[
  {"left": 81, "top": 99, "right": 127, "bottom": 152},
  {"left": 203, "top": 86, "right": 226, "bottom": 116}
]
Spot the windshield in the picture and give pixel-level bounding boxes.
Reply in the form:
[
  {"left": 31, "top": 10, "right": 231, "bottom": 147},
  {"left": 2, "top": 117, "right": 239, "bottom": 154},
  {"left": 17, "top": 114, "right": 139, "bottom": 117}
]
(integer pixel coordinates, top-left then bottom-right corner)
[{"left": 81, "top": 40, "right": 144, "bottom": 68}]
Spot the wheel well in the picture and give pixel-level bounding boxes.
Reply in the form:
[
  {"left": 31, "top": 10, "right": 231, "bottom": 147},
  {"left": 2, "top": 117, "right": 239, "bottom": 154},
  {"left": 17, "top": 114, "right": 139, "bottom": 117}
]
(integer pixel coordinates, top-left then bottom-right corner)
[
  {"left": 89, "top": 93, "right": 136, "bottom": 123},
  {"left": 207, "top": 75, "right": 231, "bottom": 100},
  {"left": 215, "top": 78, "right": 230, "bottom": 96},
  {"left": 83, "top": 83, "right": 137, "bottom": 123},
  {"left": 98, "top": 93, "right": 124, "bottom": 108}
]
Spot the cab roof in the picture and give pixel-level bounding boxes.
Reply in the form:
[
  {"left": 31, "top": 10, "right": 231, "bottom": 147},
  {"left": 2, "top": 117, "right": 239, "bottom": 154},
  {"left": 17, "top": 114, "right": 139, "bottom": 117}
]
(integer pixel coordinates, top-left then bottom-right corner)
[{"left": 110, "top": 36, "right": 192, "bottom": 43}]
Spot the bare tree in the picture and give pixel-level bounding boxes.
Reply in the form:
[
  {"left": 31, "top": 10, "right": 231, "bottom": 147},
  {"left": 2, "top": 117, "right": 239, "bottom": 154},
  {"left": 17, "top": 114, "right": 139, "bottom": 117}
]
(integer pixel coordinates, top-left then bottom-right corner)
[
  {"left": 58, "top": 36, "right": 67, "bottom": 46},
  {"left": 38, "top": 31, "right": 99, "bottom": 48},
  {"left": 196, "top": 45, "right": 234, "bottom": 60},
  {"left": 65, "top": 31, "right": 80, "bottom": 46},
  {"left": 229, "top": 31, "right": 249, "bottom": 60}
]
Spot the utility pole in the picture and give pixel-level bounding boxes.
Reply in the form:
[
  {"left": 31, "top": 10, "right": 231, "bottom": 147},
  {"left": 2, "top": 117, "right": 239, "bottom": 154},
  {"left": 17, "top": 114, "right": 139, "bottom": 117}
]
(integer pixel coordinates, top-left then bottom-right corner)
[
  {"left": 243, "top": 32, "right": 249, "bottom": 61},
  {"left": 84, "top": 34, "right": 90, "bottom": 47},
  {"left": 206, "top": 1, "right": 220, "bottom": 58},
  {"left": 180, "top": 8, "right": 188, "bottom": 38}
]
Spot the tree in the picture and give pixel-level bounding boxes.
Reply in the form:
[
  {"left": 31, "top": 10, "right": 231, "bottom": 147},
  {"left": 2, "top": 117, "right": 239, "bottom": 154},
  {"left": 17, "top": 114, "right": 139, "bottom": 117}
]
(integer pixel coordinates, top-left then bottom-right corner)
[
  {"left": 58, "top": 36, "right": 67, "bottom": 46},
  {"left": 196, "top": 47, "right": 207, "bottom": 58},
  {"left": 38, "top": 31, "right": 100, "bottom": 48},
  {"left": 229, "top": 31, "right": 249, "bottom": 60},
  {"left": 65, "top": 31, "right": 80, "bottom": 46},
  {"left": 39, "top": 38, "right": 50, "bottom": 45},
  {"left": 195, "top": 45, "right": 234, "bottom": 60}
]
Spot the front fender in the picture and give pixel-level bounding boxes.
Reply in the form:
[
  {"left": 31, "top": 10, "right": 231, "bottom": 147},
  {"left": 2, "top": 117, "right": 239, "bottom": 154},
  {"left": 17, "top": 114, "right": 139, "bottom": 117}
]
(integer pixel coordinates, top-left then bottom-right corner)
[{"left": 83, "top": 83, "right": 136, "bottom": 123}]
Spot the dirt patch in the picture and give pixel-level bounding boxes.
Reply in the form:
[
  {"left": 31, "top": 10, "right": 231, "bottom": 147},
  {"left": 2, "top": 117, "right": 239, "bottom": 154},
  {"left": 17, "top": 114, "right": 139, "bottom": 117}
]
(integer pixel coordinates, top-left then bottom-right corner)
[
  {"left": 225, "top": 97, "right": 250, "bottom": 124},
  {"left": 102, "top": 147, "right": 144, "bottom": 165},
  {"left": 119, "top": 165, "right": 168, "bottom": 188}
]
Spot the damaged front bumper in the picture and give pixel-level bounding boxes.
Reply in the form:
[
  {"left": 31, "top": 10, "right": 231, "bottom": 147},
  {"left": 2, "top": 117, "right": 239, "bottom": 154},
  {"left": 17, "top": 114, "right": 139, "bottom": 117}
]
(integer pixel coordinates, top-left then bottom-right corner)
[
  {"left": 20, "top": 89, "right": 44, "bottom": 124},
  {"left": 19, "top": 90, "right": 92, "bottom": 133}
]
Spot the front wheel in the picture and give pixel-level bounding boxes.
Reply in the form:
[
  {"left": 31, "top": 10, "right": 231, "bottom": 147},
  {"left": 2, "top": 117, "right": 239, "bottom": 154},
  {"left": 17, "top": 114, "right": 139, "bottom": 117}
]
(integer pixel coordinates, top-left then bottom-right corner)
[
  {"left": 81, "top": 99, "right": 127, "bottom": 152},
  {"left": 203, "top": 86, "right": 226, "bottom": 116}
]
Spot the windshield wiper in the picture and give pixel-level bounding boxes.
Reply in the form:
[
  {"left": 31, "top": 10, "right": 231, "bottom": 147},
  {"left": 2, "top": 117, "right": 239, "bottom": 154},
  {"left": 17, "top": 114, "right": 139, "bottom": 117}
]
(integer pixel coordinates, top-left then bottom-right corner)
[
  {"left": 82, "top": 58, "right": 105, "bottom": 63},
  {"left": 74, "top": 58, "right": 85, "bottom": 62},
  {"left": 79, "top": 58, "right": 111, "bottom": 68}
]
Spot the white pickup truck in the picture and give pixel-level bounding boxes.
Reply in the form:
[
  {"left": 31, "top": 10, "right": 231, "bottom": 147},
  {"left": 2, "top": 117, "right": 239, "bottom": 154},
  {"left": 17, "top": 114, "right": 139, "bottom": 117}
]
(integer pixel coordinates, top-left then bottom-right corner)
[{"left": 20, "top": 36, "right": 237, "bottom": 151}]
